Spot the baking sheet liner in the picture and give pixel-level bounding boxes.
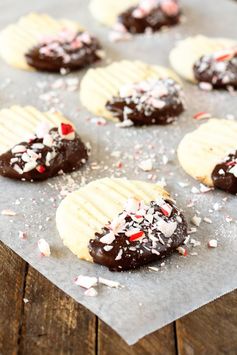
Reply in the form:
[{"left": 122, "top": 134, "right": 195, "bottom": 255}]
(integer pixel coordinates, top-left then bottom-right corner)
[{"left": 0, "top": 0, "right": 236, "bottom": 345}]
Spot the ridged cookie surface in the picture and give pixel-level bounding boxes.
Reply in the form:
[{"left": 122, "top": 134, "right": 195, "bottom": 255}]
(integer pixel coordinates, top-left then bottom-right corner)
[
  {"left": 169, "top": 35, "right": 237, "bottom": 82},
  {"left": 177, "top": 119, "right": 237, "bottom": 186},
  {"left": 0, "top": 13, "right": 82, "bottom": 70},
  {"left": 56, "top": 178, "right": 170, "bottom": 261},
  {"left": 79, "top": 60, "right": 181, "bottom": 119},
  {"left": 0, "top": 106, "right": 72, "bottom": 154},
  {"left": 89, "top": 0, "right": 138, "bottom": 26}
]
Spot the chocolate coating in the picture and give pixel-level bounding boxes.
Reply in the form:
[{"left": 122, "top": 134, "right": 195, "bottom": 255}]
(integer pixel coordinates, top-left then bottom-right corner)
[
  {"left": 118, "top": 2, "right": 180, "bottom": 34},
  {"left": 193, "top": 53, "right": 237, "bottom": 89},
  {"left": 211, "top": 150, "right": 237, "bottom": 194},
  {"left": 89, "top": 200, "right": 187, "bottom": 271},
  {"left": 0, "top": 128, "right": 88, "bottom": 181},
  {"left": 25, "top": 31, "right": 102, "bottom": 72},
  {"left": 106, "top": 78, "right": 184, "bottom": 125}
]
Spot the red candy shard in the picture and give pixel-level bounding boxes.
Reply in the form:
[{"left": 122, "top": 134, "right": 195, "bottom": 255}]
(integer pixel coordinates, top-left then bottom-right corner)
[
  {"left": 61, "top": 123, "right": 74, "bottom": 135},
  {"left": 36, "top": 165, "right": 46, "bottom": 173},
  {"left": 129, "top": 230, "right": 144, "bottom": 241}
]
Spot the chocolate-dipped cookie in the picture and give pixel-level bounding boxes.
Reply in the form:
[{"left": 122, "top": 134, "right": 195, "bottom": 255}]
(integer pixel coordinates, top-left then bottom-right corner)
[
  {"left": 89, "top": 197, "right": 187, "bottom": 271},
  {"left": 80, "top": 59, "right": 182, "bottom": 120},
  {"left": 0, "top": 13, "right": 103, "bottom": 71},
  {"left": 56, "top": 178, "right": 188, "bottom": 269},
  {"left": 178, "top": 118, "right": 237, "bottom": 194},
  {"left": 106, "top": 78, "right": 184, "bottom": 125}
]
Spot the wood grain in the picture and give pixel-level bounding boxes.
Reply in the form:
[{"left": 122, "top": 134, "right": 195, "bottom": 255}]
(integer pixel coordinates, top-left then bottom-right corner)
[
  {"left": 0, "top": 241, "right": 26, "bottom": 355},
  {"left": 98, "top": 320, "right": 176, "bottom": 355},
  {"left": 176, "top": 290, "right": 237, "bottom": 355},
  {"left": 18, "top": 265, "right": 96, "bottom": 355}
]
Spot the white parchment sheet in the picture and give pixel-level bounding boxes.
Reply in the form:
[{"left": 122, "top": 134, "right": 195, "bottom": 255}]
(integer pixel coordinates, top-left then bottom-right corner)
[{"left": 0, "top": 0, "right": 236, "bottom": 345}]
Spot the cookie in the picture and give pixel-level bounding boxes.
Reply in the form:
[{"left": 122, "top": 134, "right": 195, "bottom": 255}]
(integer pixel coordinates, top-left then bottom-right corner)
[
  {"left": 0, "top": 106, "right": 88, "bottom": 181},
  {"left": 0, "top": 13, "right": 103, "bottom": 71},
  {"left": 56, "top": 178, "right": 188, "bottom": 271},
  {"left": 89, "top": 0, "right": 138, "bottom": 27},
  {"left": 169, "top": 35, "right": 237, "bottom": 83},
  {"left": 79, "top": 59, "right": 182, "bottom": 122},
  {"left": 177, "top": 119, "right": 237, "bottom": 194}
]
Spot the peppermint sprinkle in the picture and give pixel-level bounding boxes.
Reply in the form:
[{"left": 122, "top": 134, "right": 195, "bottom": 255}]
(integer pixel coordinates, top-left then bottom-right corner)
[
  {"left": 208, "top": 239, "right": 218, "bottom": 248},
  {"left": 38, "top": 238, "right": 51, "bottom": 256}
]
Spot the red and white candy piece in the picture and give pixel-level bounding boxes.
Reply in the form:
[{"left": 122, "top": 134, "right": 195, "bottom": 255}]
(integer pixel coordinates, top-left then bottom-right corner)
[
  {"left": 128, "top": 230, "right": 144, "bottom": 242},
  {"left": 214, "top": 48, "right": 236, "bottom": 62},
  {"left": 160, "top": 202, "right": 172, "bottom": 217},
  {"left": 193, "top": 111, "right": 211, "bottom": 120},
  {"left": 177, "top": 246, "right": 188, "bottom": 256},
  {"left": 36, "top": 165, "right": 46, "bottom": 174},
  {"left": 59, "top": 123, "right": 75, "bottom": 140}
]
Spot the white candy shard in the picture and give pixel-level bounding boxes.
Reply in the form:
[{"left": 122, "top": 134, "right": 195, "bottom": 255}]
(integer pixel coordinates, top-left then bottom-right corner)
[
  {"left": 84, "top": 288, "right": 98, "bottom": 297},
  {"left": 157, "top": 219, "right": 177, "bottom": 238},
  {"left": 36, "top": 121, "right": 50, "bottom": 138},
  {"left": 38, "top": 238, "right": 51, "bottom": 256},
  {"left": 100, "top": 231, "right": 115, "bottom": 244},
  {"left": 139, "top": 159, "right": 153, "bottom": 171},
  {"left": 75, "top": 275, "right": 97, "bottom": 289},
  {"left": 191, "top": 215, "right": 202, "bottom": 227},
  {"left": 98, "top": 277, "right": 121, "bottom": 288},
  {"left": 11, "top": 145, "right": 27, "bottom": 154},
  {"left": 208, "top": 239, "right": 218, "bottom": 248}
]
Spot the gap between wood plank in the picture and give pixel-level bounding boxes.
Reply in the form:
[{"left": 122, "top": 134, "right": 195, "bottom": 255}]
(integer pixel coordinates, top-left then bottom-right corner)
[
  {"left": 17, "top": 262, "right": 29, "bottom": 354},
  {"left": 173, "top": 322, "right": 179, "bottom": 355}
]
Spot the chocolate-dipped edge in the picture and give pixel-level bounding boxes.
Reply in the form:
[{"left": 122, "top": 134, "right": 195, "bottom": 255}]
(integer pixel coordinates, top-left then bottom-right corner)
[
  {"left": 25, "top": 31, "right": 102, "bottom": 72},
  {"left": 89, "top": 200, "right": 187, "bottom": 271},
  {"left": 0, "top": 128, "right": 88, "bottom": 181},
  {"left": 118, "top": 3, "right": 180, "bottom": 34},
  {"left": 193, "top": 53, "right": 237, "bottom": 89},
  {"left": 105, "top": 79, "right": 184, "bottom": 126},
  {"left": 211, "top": 151, "right": 237, "bottom": 194}
]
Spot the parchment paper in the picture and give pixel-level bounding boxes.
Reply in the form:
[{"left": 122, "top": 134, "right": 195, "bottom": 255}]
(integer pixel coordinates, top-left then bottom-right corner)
[{"left": 0, "top": 0, "right": 236, "bottom": 345}]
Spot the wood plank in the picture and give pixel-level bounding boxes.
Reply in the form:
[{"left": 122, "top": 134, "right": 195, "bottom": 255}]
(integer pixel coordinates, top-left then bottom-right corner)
[
  {"left": 98, "top": 320, "right": 176, "bottom": 355},
  {"left": 176, "top": 290, "right": 237, "bottom": 355},
  {"left": 0, "top": 242, "right": 27, "bottom": 355},
  {"left": 18, "top": 265, "right": 97, "bottom": 355}
]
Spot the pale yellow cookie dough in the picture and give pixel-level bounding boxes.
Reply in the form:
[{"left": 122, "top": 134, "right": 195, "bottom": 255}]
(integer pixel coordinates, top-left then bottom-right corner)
[
  {"left": 169, "top": 35, "right": 237, "bottom": 82},
  {"left": 89, "top": 0, "right": 138, "bottom": 27},
  {"left": 56, "top": 178, "right": 170, "bottom": 261},
  {"left": 0, "top": 13, "right": 82, "bottom": 70},
  {"left": 177, "top": 119, "right": 237, "bottom": 186},
  {"left": 79, "top": 59, "right": 181, "bottom": 120},
  {"left": 0, "top": 105, "right": 72, "bottom": 154}
]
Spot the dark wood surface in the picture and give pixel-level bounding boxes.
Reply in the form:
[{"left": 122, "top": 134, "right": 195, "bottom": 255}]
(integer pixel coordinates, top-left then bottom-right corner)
[{"left": 0, "top": 241, "right": 236, "bottom": 355}]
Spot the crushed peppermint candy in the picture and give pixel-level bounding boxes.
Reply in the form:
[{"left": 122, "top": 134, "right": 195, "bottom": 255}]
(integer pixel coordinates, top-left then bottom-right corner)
[
  {"left": 106, "top": 78, "right": 184, "bottom": 125},
  {"left": 74, "top": 275, "right": 97, "bottom": 289},
  {"left": 38, "top": 238, "right": 51, "bottom": 256},
  {"left": 208, "top": 239, "right": 218, "bottom": 248},
  {"left": 194, "top": 48, "right": 237, "bottom": 90},
  {"left": 191, "top": 215, "right": 202, "bottom": 227},
  {"left": 139, "top": 159, "right": 153, "bottom": 171},
  {"left": 89, "top": 196, "right": 187, "bottom": 271}
]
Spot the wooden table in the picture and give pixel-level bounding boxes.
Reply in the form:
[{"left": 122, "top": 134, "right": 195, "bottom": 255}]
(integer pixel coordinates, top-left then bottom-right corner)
[{"left": 0, "top": 241, "right": 236, "bottom": 355}]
